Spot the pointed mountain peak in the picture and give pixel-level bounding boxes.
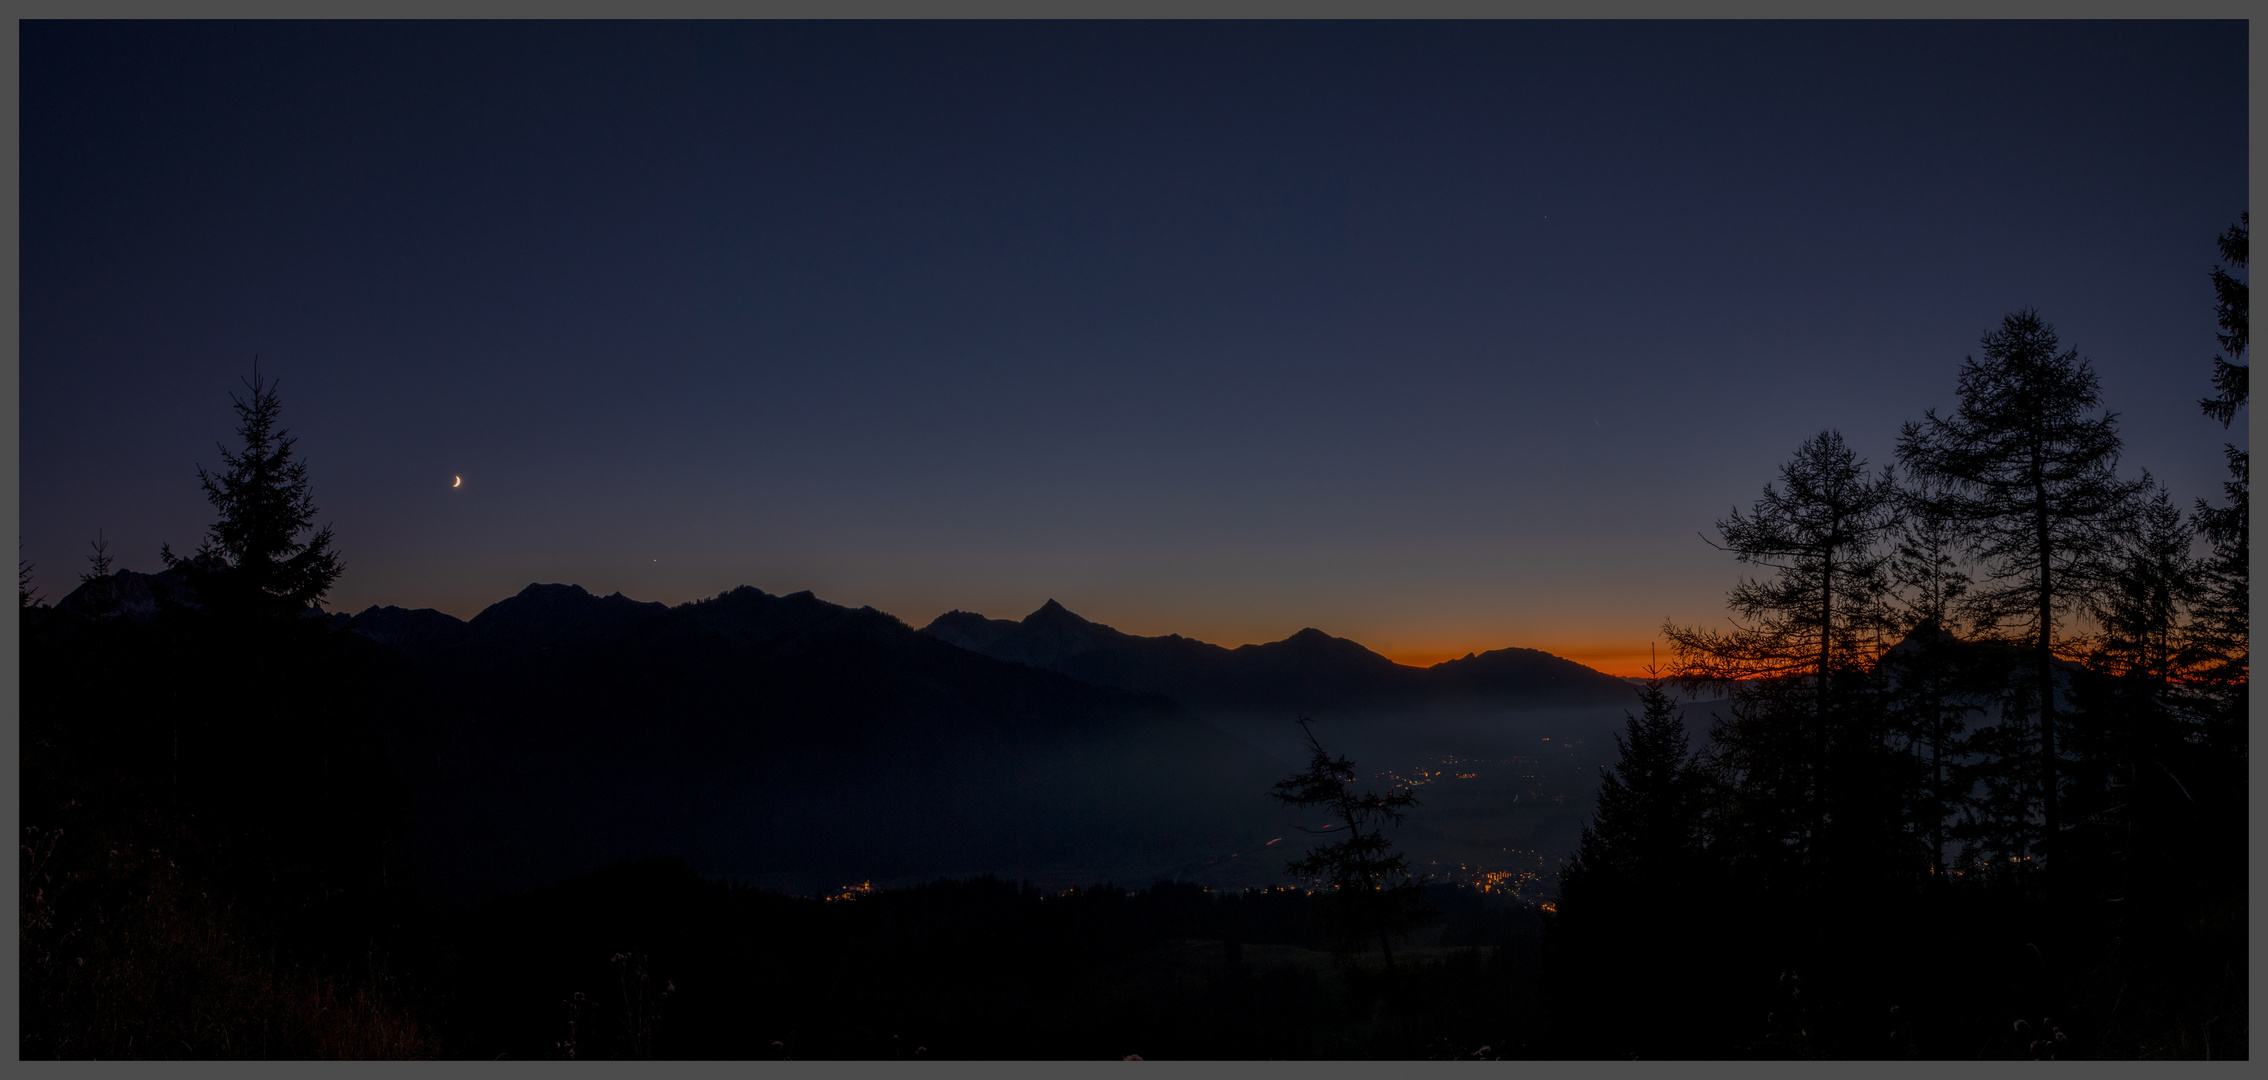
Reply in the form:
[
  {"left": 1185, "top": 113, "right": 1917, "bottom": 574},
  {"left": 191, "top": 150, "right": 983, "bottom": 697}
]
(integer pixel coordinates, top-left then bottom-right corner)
[{"left": 1025, "top": 598, "right": 1089, "bottom": 626}]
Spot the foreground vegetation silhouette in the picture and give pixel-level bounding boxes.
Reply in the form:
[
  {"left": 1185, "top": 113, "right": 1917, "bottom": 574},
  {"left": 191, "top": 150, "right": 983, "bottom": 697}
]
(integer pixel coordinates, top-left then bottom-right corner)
[
  {"left": 1549, "top": 228, "right": 2247, "bottom": 1058},
  {"left": 23, "top": 368, "right": 427, "bottom": 1056}
]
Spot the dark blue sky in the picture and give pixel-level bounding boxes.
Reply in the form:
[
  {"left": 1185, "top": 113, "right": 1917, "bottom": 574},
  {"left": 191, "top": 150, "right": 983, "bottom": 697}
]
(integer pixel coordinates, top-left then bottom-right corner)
[{"left": 21, "top": 21, "right": 2247, "bottom": 673}]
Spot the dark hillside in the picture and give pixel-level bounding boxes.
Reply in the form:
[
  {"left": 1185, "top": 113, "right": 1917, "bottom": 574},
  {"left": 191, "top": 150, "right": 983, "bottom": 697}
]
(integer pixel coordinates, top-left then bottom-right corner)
[
  {"left": 429, "top": 858, "right": 1543, "bottom": 1061},
  {"left": 354, "top": 584, "right": 1288, "bottom": 900}
]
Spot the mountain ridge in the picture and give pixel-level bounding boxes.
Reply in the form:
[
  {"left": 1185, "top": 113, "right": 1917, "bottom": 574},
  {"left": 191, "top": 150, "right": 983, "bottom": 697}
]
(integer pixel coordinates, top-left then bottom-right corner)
[
  {"left": 920, "top": 600, "right": 1636, "bottom": 718},
  {"left": 343, "top": 582, "right": 1291, "bottom": 899}
]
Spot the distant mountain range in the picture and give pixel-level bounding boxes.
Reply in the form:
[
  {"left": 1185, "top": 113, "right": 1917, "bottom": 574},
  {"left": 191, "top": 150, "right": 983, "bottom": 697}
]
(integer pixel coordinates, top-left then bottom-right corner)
[
  {"left": 347, "top": 584, "right": 1292, "bottom": 899},
  {"left": 921, "top": 599, "right": 1638, "bottom": 718}
]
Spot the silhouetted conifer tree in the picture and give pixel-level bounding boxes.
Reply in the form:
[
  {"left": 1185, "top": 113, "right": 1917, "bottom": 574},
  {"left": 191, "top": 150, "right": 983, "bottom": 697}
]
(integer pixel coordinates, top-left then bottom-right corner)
[
  {"left": 1564, "top": 678, "right": 1703, "bottom": 896},
  {"left": 1896, "top": 311, "right": 2144, "bottom": 877},
  {"left": 20, "top": 370, "right": 427, "bottom": 1057},
  {"left": 2191, "top": 218, "right": 2248, "bottom": 752},
  {"left": 138, "top": 365, "right": 408, "bottom": 966},
  {"left": 1550, "top": 673, "right": 1768, "bottom": 1056},
  {"left": 74, "top": 530, "right": 121, "bottom": 621},
  {"left": 1268, "top": 718, "right": 1433, "bottom": 972},
  {"left": 2062, "top": 483, "right": 2212, "bottom": 915},
  {"left": 2085, "top": 482, "right": 2201, "bottom": 689},
  {"left": 1879, "top": 477, "right": 1988, "bottom": 877},
  {"left": 1888, "top": 478, "right": 1972, "bottom": 634},
  {"left": 1664, "top": 430, "right": 1904, "bottom": 881},
  {"left": 2189, "top": 446, "right": 2248, "bottom": 706},
  {"left": 1665, "top": 430, "right": 1902, "bottom": 691},
  {"left": 2200, "top": 214, "right": 2247, "bottom": 426},
  {"left": 161, "top": 363, "right": 343, "bottom": 620}
]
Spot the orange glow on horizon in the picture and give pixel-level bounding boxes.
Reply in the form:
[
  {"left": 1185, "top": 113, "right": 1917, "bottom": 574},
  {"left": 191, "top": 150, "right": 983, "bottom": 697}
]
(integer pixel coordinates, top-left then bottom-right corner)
[{"left": 1380, "top": 644, "right": 1662, "bottom": 678}]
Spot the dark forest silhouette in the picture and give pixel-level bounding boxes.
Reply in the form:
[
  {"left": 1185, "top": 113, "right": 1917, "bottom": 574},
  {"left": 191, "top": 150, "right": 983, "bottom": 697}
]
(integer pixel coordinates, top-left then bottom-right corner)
[
  {"left": 19, "top": 223, "right": 2247, "bottom": 1060},
  {"left": 24, "top": 369, "right": 426, "bottom": 1055},
  {"left": 1550, "top": 242, "right": 2248, "bottom": 1057}
]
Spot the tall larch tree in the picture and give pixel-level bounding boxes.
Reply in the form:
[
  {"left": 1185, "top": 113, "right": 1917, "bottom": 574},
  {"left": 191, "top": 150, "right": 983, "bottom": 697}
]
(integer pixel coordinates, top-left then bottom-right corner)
[
  {"left": 1896, "top": 310, "right": 2143, "bottom": 876},
  {"left": 1664, "top": 429, "right": 1902, "bottom": 860}
]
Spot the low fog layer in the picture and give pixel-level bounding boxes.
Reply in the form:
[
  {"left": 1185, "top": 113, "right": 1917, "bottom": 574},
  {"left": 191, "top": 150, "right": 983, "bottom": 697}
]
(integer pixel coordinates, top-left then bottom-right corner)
[{"left": 347, "top": 585, "right": 1640, "bottom": 902}]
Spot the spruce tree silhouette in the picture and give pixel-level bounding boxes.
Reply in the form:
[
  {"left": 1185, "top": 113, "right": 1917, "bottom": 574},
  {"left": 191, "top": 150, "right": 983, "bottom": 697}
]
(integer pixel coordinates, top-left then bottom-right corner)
[
  {"left": 1554, "top": 668, "right": 1714, "bottom": 1056},
  {"left": 1897, "top": 311, "right": 2144, "bottom": 882},
  {"left": 2191, "top": 217, "right": 2248, "bottom": 739},
  {"left": 74, "top": 530, "right": 121, "bottom": 621},
  {"left": 1269, "top": 718, "right": 1433, "bottom": 972},
  {"left": 148, "top": 364, "right": 405, "bottom": 969},
  {"left": 2190, "top": 445, "right": 2248, "bottom": 703},
  {"left": 21, "top": 370, "right": 426, "bottom": 1057},
  {"left": 1563, "top": 677, "right": 1701, "bottom": 898},
  {"left": 161, "top": 361, "right": 343, "bottom": 620},
  {"left": 2201, "top": 214, "right": 2247, "bottom": 427},
  {"left": 20, "top": 544, "right": 40, "bottom": 609}
]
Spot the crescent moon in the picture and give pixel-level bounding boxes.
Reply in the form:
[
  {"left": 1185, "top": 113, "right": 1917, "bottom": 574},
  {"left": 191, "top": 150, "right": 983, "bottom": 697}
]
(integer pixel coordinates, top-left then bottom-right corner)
[{"left": 452, "top": 476, "right": 462, "bottom": 488}]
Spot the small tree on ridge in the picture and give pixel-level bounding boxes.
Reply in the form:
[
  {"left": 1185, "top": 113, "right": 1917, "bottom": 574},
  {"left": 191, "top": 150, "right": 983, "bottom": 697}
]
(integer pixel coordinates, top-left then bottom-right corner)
[
  {"left": 1269, "top": 717, "right": 1433, "bottom": 973},
  {"left": 162, "top": 362, "right": 343, "bottom": 620}
]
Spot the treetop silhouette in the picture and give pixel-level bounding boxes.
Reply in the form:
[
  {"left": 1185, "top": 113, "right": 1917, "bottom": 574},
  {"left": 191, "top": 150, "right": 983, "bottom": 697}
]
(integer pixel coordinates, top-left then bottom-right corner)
[
  {"left": 162, "top": 362, "right": 343, "bottom": 618},
  {"left": 2191, "top": 216, "right": 2248, "bottom": 711},
  {"left": 1564, "top": 673, "right": 1701, "bottom": 893},
  {"left": 1897, "top": 310, "right": 2144, "bottom": 867},
  {"left": 1268, "top": 718, "right": 1432, "bottom": 971},
  {"left": 2202, "top": 213, "right": 2247, "bottom": 427},
  {"left": 1664, "top": 428, "right": 1901, "bottom": 690}
]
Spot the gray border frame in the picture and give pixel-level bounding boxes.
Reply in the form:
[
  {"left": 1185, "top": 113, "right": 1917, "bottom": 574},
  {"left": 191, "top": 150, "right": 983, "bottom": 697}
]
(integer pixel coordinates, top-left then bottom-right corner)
[{"left": 4, "top": 5, "right": 2255, "bottom": 1076}]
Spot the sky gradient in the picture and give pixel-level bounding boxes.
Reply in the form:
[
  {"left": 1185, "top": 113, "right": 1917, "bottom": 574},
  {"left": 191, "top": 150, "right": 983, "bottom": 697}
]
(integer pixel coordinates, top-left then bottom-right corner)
[{"left": 21, "top": 21, "right": 2248, "bottom": 676}]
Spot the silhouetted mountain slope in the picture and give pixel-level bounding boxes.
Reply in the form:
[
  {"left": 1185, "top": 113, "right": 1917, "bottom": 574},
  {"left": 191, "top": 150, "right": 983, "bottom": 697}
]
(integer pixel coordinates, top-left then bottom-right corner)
[
  {"left": 51, "top": 567, "right": 196, "bottom": 623},
  {"left": 350, "top": 585, "right": 1286, "bottom": 900},
  {"left": 1424, "top": 645, "right": 1637, "bottom": 706},
  {"left": 921, "top": 600, "right": 1636, "bottom": 717},
  {"left": 349, "top": 603, "right": 473, "bottom": 652},
  {"left": 927, "top": 600, "right": 1381, "bottom": 714}
]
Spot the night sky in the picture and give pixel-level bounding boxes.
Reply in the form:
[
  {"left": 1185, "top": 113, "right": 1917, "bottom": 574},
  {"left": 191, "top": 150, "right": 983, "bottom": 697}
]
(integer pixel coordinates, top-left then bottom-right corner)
[{"left": 21, "top": 21, "right": 2248, "bottom": 675}]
